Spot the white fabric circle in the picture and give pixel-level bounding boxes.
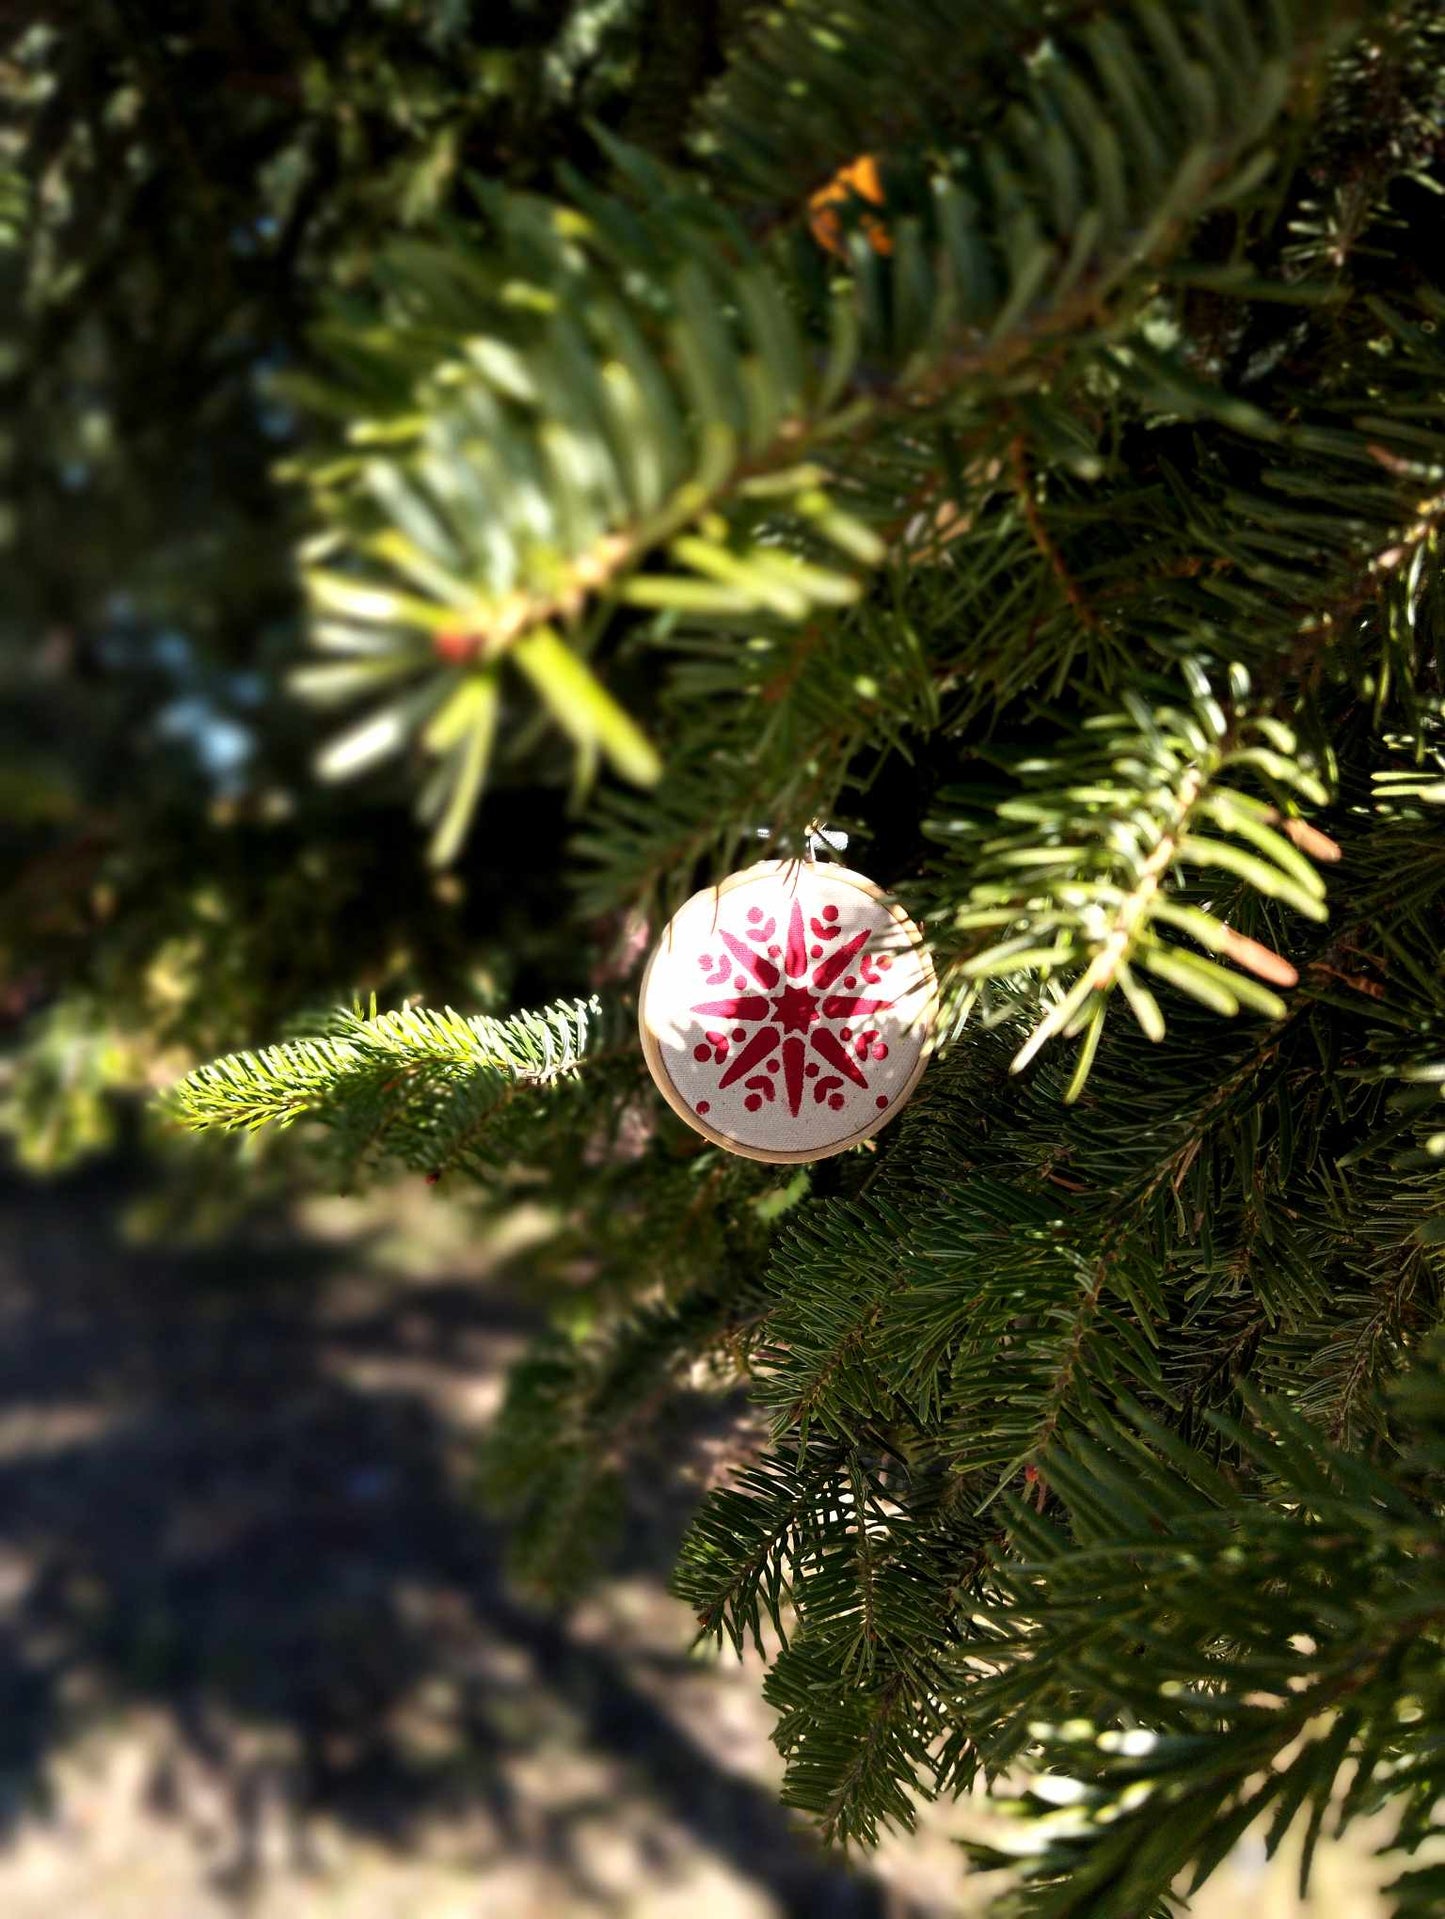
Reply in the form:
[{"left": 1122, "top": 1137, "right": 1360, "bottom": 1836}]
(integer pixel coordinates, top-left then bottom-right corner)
[{"left": 639, "top": 861, "right": 937, "bottom": 1163}]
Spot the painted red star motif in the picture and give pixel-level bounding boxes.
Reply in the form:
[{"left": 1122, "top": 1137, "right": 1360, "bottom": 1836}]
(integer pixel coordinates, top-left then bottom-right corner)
[
  {"left": 689, "top": 899, "right": 897, "bottom": 1119},
  {"left": 639, "top": 860, "right": 936, "bottom": 1162}
]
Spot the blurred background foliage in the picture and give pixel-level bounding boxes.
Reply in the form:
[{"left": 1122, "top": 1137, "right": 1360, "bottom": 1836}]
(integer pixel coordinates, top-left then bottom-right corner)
[{"left": 1, "top": 0, "right": 749, "bottom": 1186}]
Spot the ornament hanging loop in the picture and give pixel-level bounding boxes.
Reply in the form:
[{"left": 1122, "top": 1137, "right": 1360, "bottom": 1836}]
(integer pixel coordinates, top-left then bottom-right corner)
[
  {"left": 804, "top": 819, "right": 849, "bottom": 863},
  {"left": 751, "top": 820, "right": 850, "bottom": 865}
]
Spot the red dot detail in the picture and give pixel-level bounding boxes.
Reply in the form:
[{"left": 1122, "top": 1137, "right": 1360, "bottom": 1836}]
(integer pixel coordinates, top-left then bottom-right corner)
[
  {"left": 768, "top": 944, "right": 781, "bottom": 958},
  {"left": 876, "top": 1095, "right": 889, "bottom": 1109},
  {"left": 693, "top": 1044, "right": 711, "bottom": 1063},
  {"left": 733, "top": 976, "right": 747, "bottom": 990},
  {"left": 810, "top": 944, "right": 822, "bottom": 958},
  {"left": 823, "top": 905, "right": 839, "bottom": 922},
  {"left": 872, "top": 1043, "right": 888, "bottom": 1061},
  {"left": 744, "top": 1094, "right": 762, "bottom": 1113},
  {"left": 767, "top": 1058, "right": 780, "bottom": 1072},
  {"left": 805, "top": 1063, "right": 819, "bottom": 1078},
  {"left": 844, "top": 976, "right": 857, "bottom": 989},
  {"left": 747, "top": 906, "right": 763, "bottom": 921},
  {"left": 732, "top": 1026, "right": 746, "bottom": 1041},
  {"left": 840, "top": 1027, "right": 852, "bottom": 1040},
  {"left": 697, "top": 1101, "right": 710, "bottom": 1114},
  {"left": 828, "top": 1094, "right": 845, "bottom": 1111}
]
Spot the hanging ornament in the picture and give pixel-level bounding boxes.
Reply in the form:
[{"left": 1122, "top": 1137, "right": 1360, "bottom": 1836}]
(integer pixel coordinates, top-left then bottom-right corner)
[{"left": 639, "top": 860, "right": 937, "bottom": 1163}]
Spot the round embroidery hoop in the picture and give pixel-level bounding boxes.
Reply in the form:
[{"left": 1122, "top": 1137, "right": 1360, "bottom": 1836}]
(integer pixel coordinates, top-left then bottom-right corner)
[{"left": 638, "top": 860, "right": 938, "bottom": 1164}]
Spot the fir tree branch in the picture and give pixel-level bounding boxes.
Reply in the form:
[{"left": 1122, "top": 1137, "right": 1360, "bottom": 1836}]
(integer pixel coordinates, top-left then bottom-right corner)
[
  {"left": 287, "top": 0, "right": 1348, "bottom": 860},
  {"left": 1009, "top": 432, "right": 1102, "bottom": 636},
  {"left": 970, "top": 1360, "right": 1445, "bottom": 1914},
  {"left": 926, "top": 665, "right": 1334, "bottom": 1094},
  {"left": 162, "top": 997, "right": 607, "bottom": 1178}
]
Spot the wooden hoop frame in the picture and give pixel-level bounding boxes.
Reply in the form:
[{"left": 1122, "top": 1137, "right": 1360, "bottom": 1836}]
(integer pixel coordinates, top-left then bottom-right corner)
[{"left": 638, "top": 860, "right": 939, "bottom": 1164}]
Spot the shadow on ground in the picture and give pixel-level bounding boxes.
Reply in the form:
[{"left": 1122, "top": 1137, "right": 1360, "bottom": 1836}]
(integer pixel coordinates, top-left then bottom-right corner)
[{"left": 0, "top": 1164, "right": 908, "bottom": 1917}]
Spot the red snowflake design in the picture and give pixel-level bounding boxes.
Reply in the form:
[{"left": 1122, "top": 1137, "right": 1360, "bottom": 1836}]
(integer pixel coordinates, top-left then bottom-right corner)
[{"left": 689, "top": 899, "right": 897, "bottom": 1121}]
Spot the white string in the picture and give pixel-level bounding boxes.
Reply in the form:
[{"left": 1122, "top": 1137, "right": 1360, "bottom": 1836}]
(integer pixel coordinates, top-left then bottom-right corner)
[{"left": 750, "top": 822, "right": 850, "bottom": 859}]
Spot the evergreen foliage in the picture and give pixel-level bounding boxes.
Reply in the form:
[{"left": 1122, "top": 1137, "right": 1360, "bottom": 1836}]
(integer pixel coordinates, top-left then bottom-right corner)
[
  {"left": 166, "top": 994, "right": 606, "bottom": 1172},
  {"left": 14, "top": 0, "right": 1445, "bottom": 1909},
  {"left": 967, "top": 1352, "right": 1445, "bottom": 1916}
]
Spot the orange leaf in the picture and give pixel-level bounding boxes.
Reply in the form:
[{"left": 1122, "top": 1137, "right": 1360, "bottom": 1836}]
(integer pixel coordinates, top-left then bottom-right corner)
[{"left": 808, "top": 153, "right": 893, "bottom": 258}]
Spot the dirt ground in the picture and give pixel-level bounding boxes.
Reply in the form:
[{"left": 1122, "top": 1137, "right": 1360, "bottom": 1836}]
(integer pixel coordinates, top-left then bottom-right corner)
[
  {"left": 0, "top": 1167, "right": 987, "bottom": 1919},
  {"left": 0, "top": 1165, "right": 1408, "bottom": 1919}
]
